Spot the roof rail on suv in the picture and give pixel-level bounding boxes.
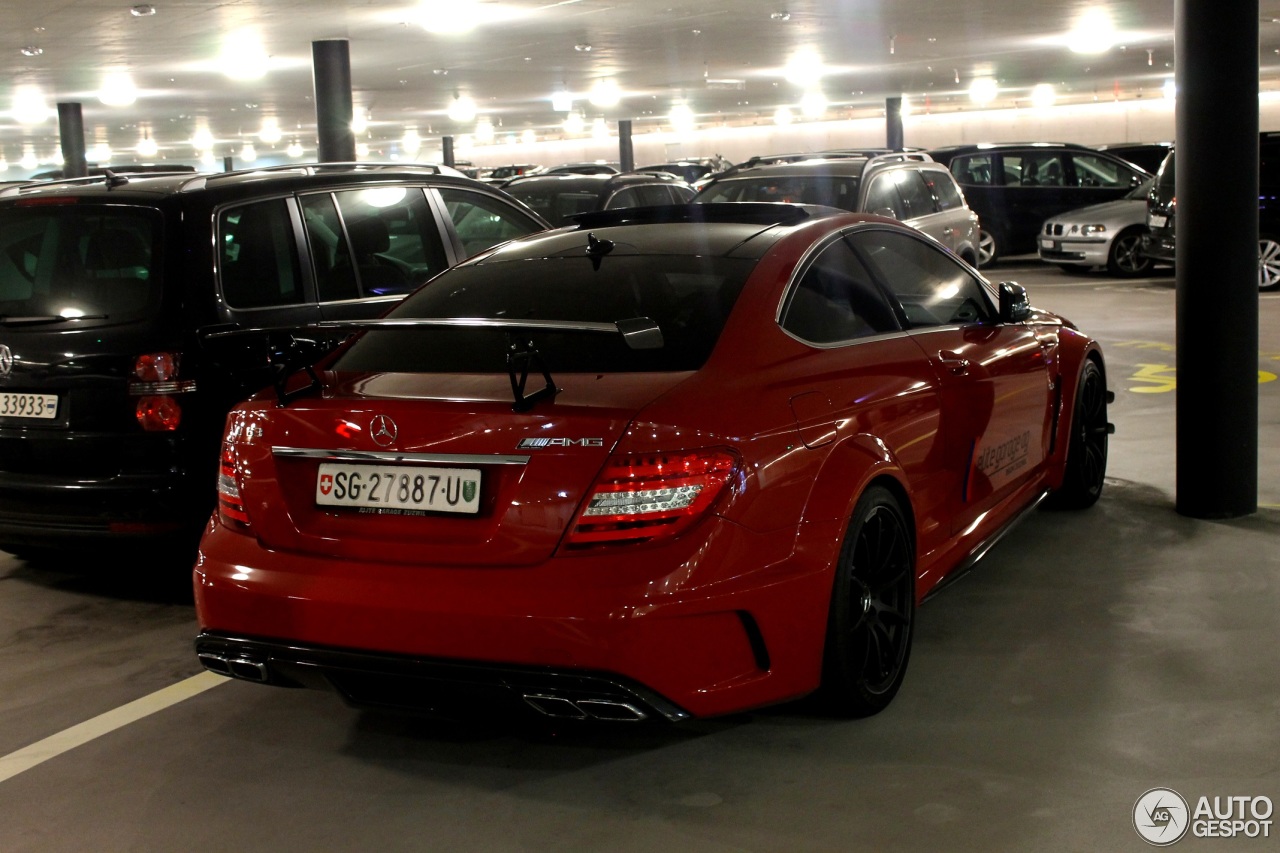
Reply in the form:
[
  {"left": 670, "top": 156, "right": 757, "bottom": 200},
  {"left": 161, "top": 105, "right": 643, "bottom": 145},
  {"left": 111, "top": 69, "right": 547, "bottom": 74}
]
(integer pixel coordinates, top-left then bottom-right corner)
[
  {"left": 572, "top": 202, "right": 818, "bottom": 228},
  {"left": 177, "top": 162, "right": 457, "bottom": 192}
]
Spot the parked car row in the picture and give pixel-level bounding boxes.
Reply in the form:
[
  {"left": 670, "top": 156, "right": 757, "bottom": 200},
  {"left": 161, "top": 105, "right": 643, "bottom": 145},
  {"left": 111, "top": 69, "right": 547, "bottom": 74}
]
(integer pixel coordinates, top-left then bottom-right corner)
[{"left": 1, "top": 149, "right": 1114, "bottom": 726}]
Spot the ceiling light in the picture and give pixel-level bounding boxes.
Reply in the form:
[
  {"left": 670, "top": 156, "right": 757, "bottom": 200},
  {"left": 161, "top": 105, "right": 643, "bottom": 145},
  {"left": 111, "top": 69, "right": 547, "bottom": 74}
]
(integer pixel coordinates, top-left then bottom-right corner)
[
  {"left": 402, "top": 127, "right": 422, "bottom": 156},
  {"left": 11, "top": 86, "right": 51, "bottom": 125},
  {"left": 0, "top": 157, "right": 8, "bottom": 171},
  {"left": 799, "top": 90, "right": 827, "bottom": 119},
  {"left": 784, "top": 50, "right": 823, "bottom": 88},
  {"left": 98, "top": 71, "right": 138, "bottom": 107},
  {"left": 969, "top": 76, "right": 998, "bottom": 104},
  {"left": 20, "top": 46, "right": 43, "bottom": 57},
  {"left": 351, "top": 111, "right": 369, "bottom": 134},
  {"left": 1067, "top": 8, "right": 1116, "bottom": 55},
  {"left": 130, "top": 4, "right": 156, "bottom": 16},
  {"left": 20, "top": 147, "right": 38, "bottom": 171},
  {"left": 520, "top": 129, "right": 536, "bottom": 145},
  {"left": 1163, "top": 78, "right": 1177, "bottom": 100},
  {"left": 475, "top": 117, "right": 495, "bottom": 144},
  {"left": 574, "top": 44, "right": 592, "bottom": 52},
  {"left": 770, "top": 11, "right": 791, "bottom": 21},
  {"left": 447, "top": 94, "right": 477, "bottom": 123},
  {"left": 286, "top": 140, "right": 304, "bottom": 157},
  {"left": 220, "top": 31, "right": 269, "bottom": 81},
  {"left": 773, "top": 106, "right": 794, "bottom": 125},
  {"left": 355, "top": 142, "right": 370, "bottom": 158},
  {"left": 192, "top": 127, "right": 214, "bottom": 151},
  {"left": 240, "top": 142, "right": 257, "bottom": 163},
  {"left": 591, "top": 117, "right": 609, "bottom": 140},
  {"left": 258, "top": 118, "right": 282, "bottom": 144},
  {"left": 551, "top": 90, "right": 573, "bottom": 112},
  {"left": 669, "top": 103, "right": 695, "bottom": 134},
  {"left": 563, "top": 112, "right": 585, "bottom": 134},
  {"left": 136, "top": 135, "right": 159, "bottom": 158},
  {"left": 1030, "top": 83, "right": 1056, "bottom": 109},
  {"left": 89, "top": 142, "right": 112, "bottom": 162},
  {"left": 199, "top": 150, "right": 216, "bottom": 167},
  {"left": 589, "top": 79, "right": 621, "bottom": 108}
]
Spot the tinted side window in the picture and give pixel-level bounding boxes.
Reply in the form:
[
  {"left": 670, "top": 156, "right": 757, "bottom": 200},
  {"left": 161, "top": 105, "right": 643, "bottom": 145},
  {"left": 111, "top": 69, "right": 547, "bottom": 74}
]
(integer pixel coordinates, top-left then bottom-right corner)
[
  {"left": 219, "top": 199, "right": 304, "bottom": 309},
  {"left": 863, "top": 174, "right": 906, "bottom": 218},
  {"left": 895, "top": 171, "right": 938, "bottom": 218},
  {"left": 606, "top": 187, "right": 644, "bottom": 209},
  {"left": 1069, "top": 153, "right": 1141, "bottom": 189},
  {"left": 1003, "top": 153, "right": 1065, "bottom": 186},
  {"left": 951, "top": 155, "right": 995, "bottom": 186},
  {"left": 436, "top": 187, "right": 546, "bottom": 257},
  {"left": 851, "top": 229, "right": 994, "bottom": 328},
  {"left": 331, "top": 187, "right": 446, "bottom": 298},
  {"left": 780, "top": 237, "right": 901, "bottom": 344},
  {"left": 926, "top": 171, "right": 965, "bottom": 211}
]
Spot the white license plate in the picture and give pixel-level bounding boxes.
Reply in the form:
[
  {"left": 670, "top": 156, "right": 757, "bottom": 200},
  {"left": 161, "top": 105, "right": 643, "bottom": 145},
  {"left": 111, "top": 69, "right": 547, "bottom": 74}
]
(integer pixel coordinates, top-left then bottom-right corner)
[
  {"left": 0, "top": 392, "right": 58, "bottom": 420},
  {"left": 316, "top": 462, "right": 481, "bottom": 514},
  {"left": 1149, "top": 214, "right": 1167, "bottom": 227}
]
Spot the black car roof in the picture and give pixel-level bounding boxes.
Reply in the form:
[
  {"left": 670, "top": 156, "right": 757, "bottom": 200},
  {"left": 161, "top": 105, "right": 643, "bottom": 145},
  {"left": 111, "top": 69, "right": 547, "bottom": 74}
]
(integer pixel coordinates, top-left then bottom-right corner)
[
  {"left": 501, "top": 171, "right": 687, "bottom": 190},
  {"left": 471, "top": 202, "right": 846, "bottom": 262}
]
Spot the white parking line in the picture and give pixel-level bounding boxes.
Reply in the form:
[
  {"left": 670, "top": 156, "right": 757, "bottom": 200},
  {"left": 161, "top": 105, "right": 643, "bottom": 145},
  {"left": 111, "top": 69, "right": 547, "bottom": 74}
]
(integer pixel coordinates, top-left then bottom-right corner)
[{"left": 0, "top": 672, "right": 226, "bottom": 784}]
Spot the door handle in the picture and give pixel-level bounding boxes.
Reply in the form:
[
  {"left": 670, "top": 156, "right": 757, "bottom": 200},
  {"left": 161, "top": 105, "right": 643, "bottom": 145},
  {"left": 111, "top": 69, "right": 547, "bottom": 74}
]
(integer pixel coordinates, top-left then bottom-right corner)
[{"left": 938, "top": 350, "right": 971, "bottom": 375}]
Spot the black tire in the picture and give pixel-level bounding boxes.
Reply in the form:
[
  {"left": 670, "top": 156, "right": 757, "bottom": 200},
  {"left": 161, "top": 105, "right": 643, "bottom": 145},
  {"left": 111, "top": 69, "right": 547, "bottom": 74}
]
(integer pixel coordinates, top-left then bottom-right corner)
[
  {"left": 1048, "top": 359, "right": 1109, "bottom": 509},
  {"left": 1106, "top": 227, "right": 1155, "bottom": 277},
  {"left": 1259, "top": 235, "right": 1280, "bottom": 291},
  {"left": 819, "top": 485, "right": 915, "bottom": 717},
  {"left": 977, "top": 227, "right": 999, "bottom": 267}
]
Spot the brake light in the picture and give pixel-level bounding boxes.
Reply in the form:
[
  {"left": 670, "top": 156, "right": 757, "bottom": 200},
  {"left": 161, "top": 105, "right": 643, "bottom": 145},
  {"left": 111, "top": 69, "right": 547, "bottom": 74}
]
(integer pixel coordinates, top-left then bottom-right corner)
[
  {"left": 217, "top": 442, "right": 250, "bottom": 528},
  {"left": 564, "top": 448, "right": 739, "bottom": 548},
  {"left": 129, "top": 351, "right": 197, "bottom": 431}
]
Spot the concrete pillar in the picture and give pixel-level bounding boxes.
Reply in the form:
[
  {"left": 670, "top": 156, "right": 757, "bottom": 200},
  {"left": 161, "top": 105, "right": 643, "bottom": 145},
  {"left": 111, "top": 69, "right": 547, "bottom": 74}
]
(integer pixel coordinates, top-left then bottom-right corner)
[
  {"left": 618, "top": 120, "right": 634, "bottom": 172},
  {"left": 885, "top": 97, "right": 904, "bottom": 151},
  {"left": 57, "top": 103, "right": 87, "bottom": 178},
  {"left": 312, "top": 39, "right": 356, "bottom": 163}
]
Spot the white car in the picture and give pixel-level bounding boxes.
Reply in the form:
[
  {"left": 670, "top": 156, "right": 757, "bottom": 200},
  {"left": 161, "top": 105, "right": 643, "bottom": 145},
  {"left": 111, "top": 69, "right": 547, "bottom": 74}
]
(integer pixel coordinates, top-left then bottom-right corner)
[{"left": 1038, "top": 177, "right": 1162, "bottom": 276}]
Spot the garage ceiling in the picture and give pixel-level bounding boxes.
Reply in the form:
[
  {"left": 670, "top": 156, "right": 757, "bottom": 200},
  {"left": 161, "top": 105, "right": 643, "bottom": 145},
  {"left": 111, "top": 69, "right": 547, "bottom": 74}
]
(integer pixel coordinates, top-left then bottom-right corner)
[{"left": 2, "top": 1, "right": 1279, "bottom": 168}]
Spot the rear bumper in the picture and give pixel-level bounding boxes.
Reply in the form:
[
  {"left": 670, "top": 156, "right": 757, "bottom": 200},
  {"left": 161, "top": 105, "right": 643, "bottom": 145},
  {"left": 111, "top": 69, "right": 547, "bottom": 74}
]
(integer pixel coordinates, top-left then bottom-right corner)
[
  {"left": 193, "top": 514, "right": 840, "bottom": 720},
  {"left": 0, "top": 469, "right": 205, "bottom": 547},
  {"left": 1141, "top": 231, "right": 1176, "bottom": 261}
]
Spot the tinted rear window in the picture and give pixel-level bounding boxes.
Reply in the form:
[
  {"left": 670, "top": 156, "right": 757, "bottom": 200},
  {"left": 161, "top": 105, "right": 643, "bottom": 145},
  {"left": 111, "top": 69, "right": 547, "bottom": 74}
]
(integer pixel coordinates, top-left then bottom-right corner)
[
  {"left": 333, "top": 254, "right": 754, "bottom": 373},
  {"left": 0, "top": 204, "right": 161, "bottom": 325},
  {"left": 697, "top": 176, "right": 860, "bottom": 210}
]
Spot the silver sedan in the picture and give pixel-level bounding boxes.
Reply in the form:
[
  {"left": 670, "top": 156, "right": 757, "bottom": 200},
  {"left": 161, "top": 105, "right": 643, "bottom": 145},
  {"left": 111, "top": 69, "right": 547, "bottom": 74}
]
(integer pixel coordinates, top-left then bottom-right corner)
[{"left": 1037, "top": 177, "right": 1162, "bottom": 276}]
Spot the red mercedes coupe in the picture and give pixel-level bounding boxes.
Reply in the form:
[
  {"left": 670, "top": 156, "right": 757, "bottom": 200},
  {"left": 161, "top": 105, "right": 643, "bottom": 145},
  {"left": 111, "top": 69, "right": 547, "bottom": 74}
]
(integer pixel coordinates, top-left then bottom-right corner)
[{"left": 194, "top": 203, "right": 1111, "bottom": 723}]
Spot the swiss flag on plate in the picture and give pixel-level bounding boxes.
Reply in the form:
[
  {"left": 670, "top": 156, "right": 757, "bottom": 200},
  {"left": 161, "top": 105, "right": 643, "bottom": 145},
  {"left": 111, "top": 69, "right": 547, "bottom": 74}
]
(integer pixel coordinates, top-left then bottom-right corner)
[{"left": 319, "top": 474, "right": 333, "bottom": 496}]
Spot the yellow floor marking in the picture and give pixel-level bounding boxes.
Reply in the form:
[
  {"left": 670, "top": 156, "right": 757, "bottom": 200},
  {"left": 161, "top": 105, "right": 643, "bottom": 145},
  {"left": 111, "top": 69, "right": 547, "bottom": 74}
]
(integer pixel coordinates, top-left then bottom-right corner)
[{"left": 0, "top": 672, "right": 226, "bottom": 784}]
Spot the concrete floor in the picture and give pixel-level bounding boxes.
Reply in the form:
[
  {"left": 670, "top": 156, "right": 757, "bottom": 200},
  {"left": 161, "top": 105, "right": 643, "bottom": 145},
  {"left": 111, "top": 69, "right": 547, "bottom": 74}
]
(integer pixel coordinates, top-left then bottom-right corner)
[{"left": 1, "top": 262, "right": 1277, "bottom": 852}]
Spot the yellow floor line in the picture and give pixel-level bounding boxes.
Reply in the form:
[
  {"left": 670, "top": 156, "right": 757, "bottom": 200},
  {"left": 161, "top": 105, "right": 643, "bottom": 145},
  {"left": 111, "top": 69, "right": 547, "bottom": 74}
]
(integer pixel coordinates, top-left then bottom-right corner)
[{"left": 0, "top": 671, "right": 227, "bottom": 784}]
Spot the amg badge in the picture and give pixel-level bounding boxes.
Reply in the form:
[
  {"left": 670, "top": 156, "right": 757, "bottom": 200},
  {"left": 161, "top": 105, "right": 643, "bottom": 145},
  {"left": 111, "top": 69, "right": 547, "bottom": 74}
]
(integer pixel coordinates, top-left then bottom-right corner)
[{"left": 517, "top": 437, "right": 604, "bottom": 449}]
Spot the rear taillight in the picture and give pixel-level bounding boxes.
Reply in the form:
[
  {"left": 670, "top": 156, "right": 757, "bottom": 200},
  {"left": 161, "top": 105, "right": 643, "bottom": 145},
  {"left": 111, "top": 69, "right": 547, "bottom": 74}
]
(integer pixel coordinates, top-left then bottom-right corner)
[
  {"left": 217, "top": 442, "right": 251, "bottom": 529},
  {"left": 129, "top": 351, "right": 196, "bottom": 431},
  {"left": 564, "top": 448, "right": 739, "bottom": 548}
]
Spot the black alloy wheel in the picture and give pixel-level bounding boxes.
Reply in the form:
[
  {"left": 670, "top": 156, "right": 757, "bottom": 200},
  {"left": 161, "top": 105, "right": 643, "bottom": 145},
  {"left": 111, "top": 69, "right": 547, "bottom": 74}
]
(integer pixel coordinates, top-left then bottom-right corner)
[
  {"left": 819, "top": 485, "right": 915, "bottom": 717},
  {"left": 1107, "top": 228, "right": 1155, "bottom": 277},
  {"left": 1047, "top": 359, "right": 1109, "bottom": 509}
]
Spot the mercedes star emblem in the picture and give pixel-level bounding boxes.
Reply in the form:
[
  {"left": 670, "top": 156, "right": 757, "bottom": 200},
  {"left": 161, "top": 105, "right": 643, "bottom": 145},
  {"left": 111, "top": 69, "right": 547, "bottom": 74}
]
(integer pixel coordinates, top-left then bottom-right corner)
[{"left": 370, "top": 414, "right": 398, "bottom": 447}]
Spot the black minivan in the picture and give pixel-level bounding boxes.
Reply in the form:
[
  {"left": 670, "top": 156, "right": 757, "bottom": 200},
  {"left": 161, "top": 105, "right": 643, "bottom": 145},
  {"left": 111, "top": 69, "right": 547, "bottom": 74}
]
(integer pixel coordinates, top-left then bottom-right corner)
[
  {"left": 0, "top": 164, "right": 550, "bottom": 560},
  {"left": 1141, "top": 136, "right": 1280, "bottom": 291}
]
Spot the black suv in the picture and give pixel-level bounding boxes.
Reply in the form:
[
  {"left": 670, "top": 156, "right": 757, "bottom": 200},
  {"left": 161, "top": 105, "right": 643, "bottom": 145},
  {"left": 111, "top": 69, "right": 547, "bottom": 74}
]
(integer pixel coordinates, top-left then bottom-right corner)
[
  {"left": 927, "top": 142, "right": 1150, "bottom": 266},
  {"left": 499, "top": 171, "right": 696, "bottom": 224},
  {"left": 1141, "top": 137, "right": 1280, "bottom": 291},
  {"left": 0, "top": 164, "right": 550, "bottom": 559}
]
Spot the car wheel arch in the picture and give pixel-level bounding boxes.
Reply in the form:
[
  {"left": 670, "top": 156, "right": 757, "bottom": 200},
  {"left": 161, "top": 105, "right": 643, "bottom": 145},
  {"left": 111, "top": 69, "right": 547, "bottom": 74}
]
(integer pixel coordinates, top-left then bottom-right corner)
[{"left": 797, "top": 434, "right": 919, "bottom": 557}]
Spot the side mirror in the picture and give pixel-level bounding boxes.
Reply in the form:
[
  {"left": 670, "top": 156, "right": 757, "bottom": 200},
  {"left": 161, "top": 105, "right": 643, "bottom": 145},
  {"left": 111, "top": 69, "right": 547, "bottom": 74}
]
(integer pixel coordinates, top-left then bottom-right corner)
[{"left": 998, "top": 282, "right": 1032, "bottom": 323}]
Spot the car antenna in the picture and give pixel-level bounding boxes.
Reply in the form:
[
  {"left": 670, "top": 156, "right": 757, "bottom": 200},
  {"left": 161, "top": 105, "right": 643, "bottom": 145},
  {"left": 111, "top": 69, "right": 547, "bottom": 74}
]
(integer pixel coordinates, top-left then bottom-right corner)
[{"left": 102, "top": 169, "right": 130, "bottom": 189}]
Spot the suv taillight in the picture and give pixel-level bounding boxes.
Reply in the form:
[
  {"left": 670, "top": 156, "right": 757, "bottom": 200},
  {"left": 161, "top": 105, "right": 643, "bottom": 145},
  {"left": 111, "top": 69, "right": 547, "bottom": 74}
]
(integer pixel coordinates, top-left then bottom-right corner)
[
  {"left": 129, "top": 351, "right": 197, "bottom": 431},
  {"left": 217, "top": 442, "right": 251, "bottom": 528},
  {"left": 563, "top": 448, "right": 739, "bottom": 548}
]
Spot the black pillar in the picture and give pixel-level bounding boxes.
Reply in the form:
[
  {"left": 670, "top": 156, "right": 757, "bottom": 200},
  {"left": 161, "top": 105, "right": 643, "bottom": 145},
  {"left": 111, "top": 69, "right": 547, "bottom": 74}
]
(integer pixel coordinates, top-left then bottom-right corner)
[
  {"left": 1175, "top": 0, "right": 1258, "bottom": 517},
  {"left": 618, "top": 120, "right": 634, "bottom": 172},
  {"left": 885, "top": 97, "right": 904, "bottom": 151},
  {"left": 57, "top": 103, "right": 87, "bottom": 178},
  {"left": 312, "top": 39, "right": 356, "bottom": 163},
  {"left": 223, "top": 155, "right": 234, "bottom": 172},
  {"left": 442, "top": 136, "right": 455, "bottom": 168}
]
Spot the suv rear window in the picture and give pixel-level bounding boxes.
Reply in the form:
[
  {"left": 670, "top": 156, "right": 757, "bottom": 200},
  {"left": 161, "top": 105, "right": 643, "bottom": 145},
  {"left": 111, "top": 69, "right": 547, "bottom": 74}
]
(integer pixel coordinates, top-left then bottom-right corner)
[
  {"left": 333, "top": 255, "right": 754, "bottom": 373},
  {"left": 0, "top": 204, "right": 161, "bottom": 325},
  {"left": 697, "top": 176, "right": 860, "bottom": 210}
]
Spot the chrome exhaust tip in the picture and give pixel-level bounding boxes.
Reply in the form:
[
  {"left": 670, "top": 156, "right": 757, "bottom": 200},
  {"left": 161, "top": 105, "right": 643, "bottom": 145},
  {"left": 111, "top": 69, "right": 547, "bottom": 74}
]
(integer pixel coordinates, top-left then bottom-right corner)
[
  {"left": 198, "top": 651, "right": 268, "bottom": 683},
  {"left": 522, "top": 693, "right": 649, "bottom": 722},
  {"left": 523, "top": 694, "right": 588, "bottom": 719}
]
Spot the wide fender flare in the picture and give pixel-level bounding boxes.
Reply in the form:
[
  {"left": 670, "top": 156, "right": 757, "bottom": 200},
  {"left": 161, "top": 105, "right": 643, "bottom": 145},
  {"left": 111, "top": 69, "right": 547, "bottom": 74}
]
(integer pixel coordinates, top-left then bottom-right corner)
[
  {"left": 1050, "top": 330, "right": 1108, "bottom": 468},
  {"left": 797, "top": 432, "right": 915, "bottom": 543}
]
